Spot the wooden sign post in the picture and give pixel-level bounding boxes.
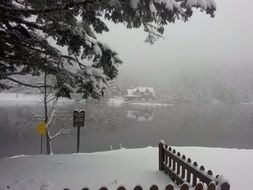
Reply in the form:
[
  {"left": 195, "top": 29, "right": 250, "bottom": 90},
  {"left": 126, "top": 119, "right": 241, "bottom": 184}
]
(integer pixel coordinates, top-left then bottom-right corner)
[{"left": 73, "top": 109, "right": 85, "bottom": 153}]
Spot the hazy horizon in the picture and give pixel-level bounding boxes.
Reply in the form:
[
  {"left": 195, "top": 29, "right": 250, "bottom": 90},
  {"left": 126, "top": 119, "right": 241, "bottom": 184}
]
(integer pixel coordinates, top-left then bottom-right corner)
[{"left": 97, "top": 0, "right": 253, "bottom": 82}]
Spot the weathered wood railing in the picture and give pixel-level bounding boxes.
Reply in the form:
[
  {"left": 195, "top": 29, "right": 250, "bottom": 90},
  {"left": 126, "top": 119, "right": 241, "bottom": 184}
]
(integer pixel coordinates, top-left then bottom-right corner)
[
  {"left": 159, "top": 141, "right": 230, "bottom": 190},
  {"left": 63, "top": 183, "right": 220, "bottom": 190}
]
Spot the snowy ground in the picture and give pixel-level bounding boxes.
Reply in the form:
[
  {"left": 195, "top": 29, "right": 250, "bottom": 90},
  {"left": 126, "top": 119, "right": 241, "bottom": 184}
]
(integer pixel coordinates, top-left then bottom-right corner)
[
  {"left": 0, "top": 93, "right": 42, "bottom": 105},
  {"left": 128, "top": 102, "right": 174, "bottom": 107},
  {"left": 0, "top": 93, "right": 74, "bottom": 106},
  {"left": 0, "top": 147, "right": 252, "bottom": 190},
  {"left": 107, "top": 97, "right": 174, "bottom": 107},
  {"left": 107, "top": 97, "right": 125, "bottom": 107}
]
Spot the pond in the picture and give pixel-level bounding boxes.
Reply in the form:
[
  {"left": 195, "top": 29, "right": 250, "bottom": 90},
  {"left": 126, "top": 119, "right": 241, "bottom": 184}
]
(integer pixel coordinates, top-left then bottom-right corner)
[{"left": 1, "top": 101, "right": 253, "bottom": 158}]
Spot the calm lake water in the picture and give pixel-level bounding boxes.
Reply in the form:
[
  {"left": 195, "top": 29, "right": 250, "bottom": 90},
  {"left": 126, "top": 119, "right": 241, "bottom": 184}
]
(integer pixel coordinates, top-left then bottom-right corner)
[{"left": 1, "top": 101, "right": 253, "bottom": 158}]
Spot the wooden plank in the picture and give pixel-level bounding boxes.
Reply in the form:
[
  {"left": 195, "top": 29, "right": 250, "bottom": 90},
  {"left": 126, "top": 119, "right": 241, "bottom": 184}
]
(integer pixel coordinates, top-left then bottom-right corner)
[
  {"left": 172, "top": 159, "right": 176, "bottom": 171},
  {"left": 169, "top": 156, "right": 172, "bottom": 168},
  {"left": 163, "top": 163, "right": 184, "bottom": 184},
  {"left": 192, "top": 171, "right": 197, "bottom": 186},
  {"left": 160, "top": 143, "right": 229, "bottom": 190},
  {"left": 181, "top": 166, "right": 185, "bottom": 180},
  {"left": 186, "top": 169, "right": 191, "bottom": 183},
  {"left": 177, "top": 161, "right": 180, "bottom": 175},
  {"left": 159, "top": 142, "right": 164, "bottom": 170},
  {"left": 163, "top": 149, "right": 213, "bottom": 185}
]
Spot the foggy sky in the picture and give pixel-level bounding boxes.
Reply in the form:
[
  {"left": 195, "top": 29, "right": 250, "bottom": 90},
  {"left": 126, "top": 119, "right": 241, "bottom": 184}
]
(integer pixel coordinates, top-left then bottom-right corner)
[{"left": 98, "top": 0, "right": 253, "bottom": 81}]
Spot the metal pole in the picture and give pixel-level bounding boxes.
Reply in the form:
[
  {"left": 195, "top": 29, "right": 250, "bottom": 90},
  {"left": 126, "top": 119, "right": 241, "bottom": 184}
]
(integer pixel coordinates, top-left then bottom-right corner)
[
  {"left": 40, "top": 135, "right": 43, "bottom": 154},
  {"left": 77, "top": 126, "right": 80, "bottom": 153}
]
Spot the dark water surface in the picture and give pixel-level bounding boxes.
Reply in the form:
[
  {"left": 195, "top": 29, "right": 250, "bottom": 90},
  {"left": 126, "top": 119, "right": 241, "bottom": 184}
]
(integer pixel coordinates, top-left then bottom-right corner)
[{"left": 1, "top": 102, "right": 253, "bottom": 158}]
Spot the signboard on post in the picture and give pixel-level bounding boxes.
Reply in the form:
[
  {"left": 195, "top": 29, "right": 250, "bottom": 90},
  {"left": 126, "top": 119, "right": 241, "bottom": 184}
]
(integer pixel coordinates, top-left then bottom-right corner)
[
  {"left": 73, "top": 110, "right": 85, "bottom": 127},
  {"left": 36, "top": 121, "right": 47, "bottom": 154},
  {"left": 37, "top": 121, "right": 47, "bottom": 135},
  {"left": 73, "top": 109, "right": 85, "bottom": 153}
]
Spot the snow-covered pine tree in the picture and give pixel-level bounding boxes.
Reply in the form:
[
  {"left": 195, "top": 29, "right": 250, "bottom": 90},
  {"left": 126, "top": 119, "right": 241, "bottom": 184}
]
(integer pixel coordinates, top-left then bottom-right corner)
[
  {"left": 0, "top": 0, "right": 216, "bottom": 154},
  {"left": 0, "top": 0, "right": 216, "bottom": 98}
]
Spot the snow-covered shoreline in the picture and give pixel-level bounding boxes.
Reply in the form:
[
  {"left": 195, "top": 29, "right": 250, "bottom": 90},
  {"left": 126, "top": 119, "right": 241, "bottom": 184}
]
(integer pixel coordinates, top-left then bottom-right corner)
[
  {"left": 0, "top": 93, "right": 74, "bottom": 106},
  {"left": 0, "top": 146, "right": 252, "bottom": 190},
  {"left": 107, "top": 97, "right": 174, "bottom": 107},
  {"left": 0, "top": 93, "right": 42, "bottom": 102}
]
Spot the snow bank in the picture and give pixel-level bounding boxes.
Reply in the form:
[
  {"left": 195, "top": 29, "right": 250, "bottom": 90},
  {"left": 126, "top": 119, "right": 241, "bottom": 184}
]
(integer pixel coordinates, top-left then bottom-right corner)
[
  {"left": 0, "top": 147, "right": 252, "bottom": 190},
  {"left": 0, "top": 93, "right": 74, "bottom": 106},
  {"left": 107, "top": 97, "right": 125, "bottom": 106},
  {"left": 0, "top": 147, "right": 170, "bottom": 190},
  {"left": 107, "top": 97, "right": 174, "bottom": 107},
  {"left": 0, "top": 93, "right": 42, "bottom": 106},
  {"left": 128, "top": 102, "right": 174, "bottom": 107}
]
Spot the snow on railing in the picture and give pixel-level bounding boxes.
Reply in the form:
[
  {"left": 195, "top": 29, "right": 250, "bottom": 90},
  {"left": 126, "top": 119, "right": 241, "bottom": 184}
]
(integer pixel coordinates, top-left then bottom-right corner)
[
  {"left": 159, "top": 141, "right": 230, "bottom": 190},
  {"left": 63, "top": 183, "right": 219, "bottom": 190}
]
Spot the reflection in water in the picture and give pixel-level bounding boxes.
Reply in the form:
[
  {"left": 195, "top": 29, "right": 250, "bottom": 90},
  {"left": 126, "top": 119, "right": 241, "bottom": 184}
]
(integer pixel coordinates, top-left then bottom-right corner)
[
  {"left": 126, "top": 108, "right": 154, "bottom": 121},
  {"left": 1, "top": 103, "right": 253, "bottom": 158}
]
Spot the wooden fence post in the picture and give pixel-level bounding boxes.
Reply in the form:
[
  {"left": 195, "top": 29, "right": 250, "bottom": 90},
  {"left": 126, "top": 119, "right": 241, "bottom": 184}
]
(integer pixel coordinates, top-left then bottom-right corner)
[
  {"left": 117, "top": 186, "right": 126, "bottom": 190},
  {"left": 158, "top": 142, "right": 230, "bottom": 190},
  {"left": 208, "top": 183, "right": 216, "bottom": 190},
  {"left": 220, "top": 182, "right": 230, "bottom": 190},
  {"left": 134, "top": 185, "right": 143, "bottom": 190},
  {"left": 195, "top": 183, "right": 203, "bottom": 190},
  {"left": 150, "top": 185, "right": 159, "bottom": 190},
  {"left": 159, "top": 141, "right": 165, "bottom": 170},
  {"left": 165, "top": 184, "right": 174, "bottom": 190},
  {"left": 180, "top": 184, "right": 189, "bottom": 190}
]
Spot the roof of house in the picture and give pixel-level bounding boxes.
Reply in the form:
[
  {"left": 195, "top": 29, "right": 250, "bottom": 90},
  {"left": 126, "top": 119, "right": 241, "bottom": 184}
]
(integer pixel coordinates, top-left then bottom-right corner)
[{"left": 126, "top": 87, "right": 155, "bottom": 96}]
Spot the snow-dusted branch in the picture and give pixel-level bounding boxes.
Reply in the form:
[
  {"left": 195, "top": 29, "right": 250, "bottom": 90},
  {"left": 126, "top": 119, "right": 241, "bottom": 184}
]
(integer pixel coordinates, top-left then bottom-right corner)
[
  {"left": 46, "top": 95, "right": 58, "bottom": 104},
  {"left": 30, "top": 110, "right": 44, "bottom": 120},
  {"left": 46, "top": 87, "right": 54, "bottom": 98},
  {"left": 51, "top": 128, "right": 75, "bottom": 140},
  {"left": 47, "top": 109, "right": 56, "bottom": 127},
  {"left": 7, "top": 15, "right": 43, "bottom": 30},
  {"left": 74, "top": 53, "right": 86, "bottom": 69},
  {"left": 0, "top": 0, "right": 93, "bottom": 14},
  {"left": 48, "top": 109, "right": 75, "bottom": 140},
  {"left": 143, "top": 23, "right": 164, "bottom": 39}
]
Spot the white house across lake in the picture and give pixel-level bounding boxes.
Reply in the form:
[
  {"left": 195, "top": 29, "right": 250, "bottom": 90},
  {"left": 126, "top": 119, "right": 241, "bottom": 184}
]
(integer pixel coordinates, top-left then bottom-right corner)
[{"left": 124, "top": 87, "right": 155, "bottom": 101}]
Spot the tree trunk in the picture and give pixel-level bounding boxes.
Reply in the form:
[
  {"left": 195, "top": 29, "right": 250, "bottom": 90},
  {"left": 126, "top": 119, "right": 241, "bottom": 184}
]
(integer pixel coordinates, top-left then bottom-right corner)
[{"left": 44, "top": 73, "right": 52, "bottom": 154}]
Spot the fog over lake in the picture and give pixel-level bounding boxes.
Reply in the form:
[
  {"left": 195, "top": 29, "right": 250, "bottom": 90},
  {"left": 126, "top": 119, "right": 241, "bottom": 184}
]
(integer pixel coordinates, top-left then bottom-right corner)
[{"left": 1, "top": 101, "right": 253, "bottom": 158}]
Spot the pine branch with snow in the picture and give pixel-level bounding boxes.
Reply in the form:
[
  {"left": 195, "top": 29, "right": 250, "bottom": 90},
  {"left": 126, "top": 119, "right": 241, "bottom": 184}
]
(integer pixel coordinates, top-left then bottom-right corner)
[{"left": 0, "top": 0, "right": 216, "bottom": 99}]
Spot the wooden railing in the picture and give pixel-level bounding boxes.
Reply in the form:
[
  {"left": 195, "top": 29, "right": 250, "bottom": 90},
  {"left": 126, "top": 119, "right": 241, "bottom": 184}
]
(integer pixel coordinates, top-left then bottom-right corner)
[
  {"left": 62, "top": 141, "right": 230, "bottom": 190},
  {"left": 159, "top": 141, "right": 230, "bottom": 190},
  {"left": 63, "top": 183, "right": 221, "bottom": 190}
]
